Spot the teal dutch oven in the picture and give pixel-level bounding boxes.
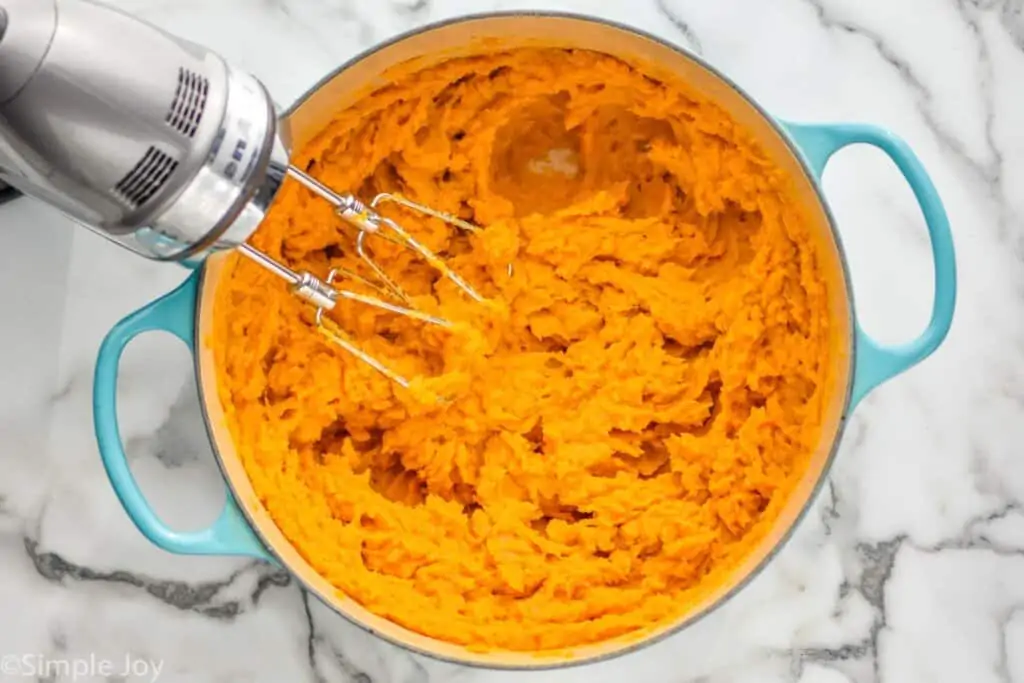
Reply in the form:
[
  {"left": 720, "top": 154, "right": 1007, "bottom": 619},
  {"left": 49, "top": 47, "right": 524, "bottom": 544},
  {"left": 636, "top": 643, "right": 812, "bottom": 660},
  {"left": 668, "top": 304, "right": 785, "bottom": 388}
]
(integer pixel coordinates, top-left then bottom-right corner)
[{"left": 91, "top": 12, "right": 956, "bottom": 670}]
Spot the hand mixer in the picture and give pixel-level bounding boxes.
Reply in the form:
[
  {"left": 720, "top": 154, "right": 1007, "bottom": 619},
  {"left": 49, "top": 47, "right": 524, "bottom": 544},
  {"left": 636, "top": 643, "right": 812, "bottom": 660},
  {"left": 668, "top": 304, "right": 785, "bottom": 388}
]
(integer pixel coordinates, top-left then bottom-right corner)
[{"left": 0, "top": 0, "right": 488, "bottom": 388}]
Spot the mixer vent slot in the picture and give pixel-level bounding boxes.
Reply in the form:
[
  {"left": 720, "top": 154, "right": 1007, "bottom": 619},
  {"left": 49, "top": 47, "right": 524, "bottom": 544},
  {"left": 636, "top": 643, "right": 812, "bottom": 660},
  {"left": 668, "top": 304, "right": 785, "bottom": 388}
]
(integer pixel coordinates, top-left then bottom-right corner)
[
  {"left": 166, "top": 67, "right": 209, "bottom": 138},
  {"left": 113, "top": 146, "right": 179, "bottom": 208}
]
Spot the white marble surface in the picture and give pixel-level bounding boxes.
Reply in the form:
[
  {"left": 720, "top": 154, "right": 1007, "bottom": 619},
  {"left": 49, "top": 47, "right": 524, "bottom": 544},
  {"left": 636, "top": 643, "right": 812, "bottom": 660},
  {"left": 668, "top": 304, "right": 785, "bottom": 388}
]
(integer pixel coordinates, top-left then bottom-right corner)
[{"left": 0, "top": 0, "right": 1021, "bottom": 681}]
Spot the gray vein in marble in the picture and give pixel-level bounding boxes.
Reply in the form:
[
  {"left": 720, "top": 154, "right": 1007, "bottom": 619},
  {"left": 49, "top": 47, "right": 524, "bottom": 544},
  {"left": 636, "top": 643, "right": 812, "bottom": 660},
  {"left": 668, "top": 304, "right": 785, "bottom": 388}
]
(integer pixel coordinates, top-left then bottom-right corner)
[
  {"left": 856, "top": 537, "right": 901, "bottom": 667},
  {"left": 24, "top": 537, "right": 290, "bottom": 619},
  {"left": 780, "top": 537, "right": 901, "bottom": 683},
  {"left": 50, "top": 627, "right": 68, "bottom": 652},
  {"left": 921, "top": 502, "right": 1024, "bottom": 555},
  {"left": 325, "top": 635, "right": 376, "bottom": 683},
  {"left": 820, "top": 481, "right": 841, "bottom": 536},
  {"left": 253, "top": 567, "right": 294, "bottom": 605},
  {"left": 950, "top": 0, "right": 1022, "bottom": 256},
  {"left": 804, "top": 501, "right": 1024, "bottom": 678},
  {"left": 784, "top": 514, "right": 1024, "bottom": 683},
  {"left": 48, "top": 357, "right": 97, "bottom": 409},
  {"left": 969, "top": 440, "right": 1012, "bottom": 504},
  {"left": 801, "top": 1, "right": 929, "bottom": 101},
  {"left": 996, "top": 0, "right": 1024, "bottom": 50},
  {"left": 999, "top": 606, "right": 1024, "bottom": 683},
  {"left": 303, "top": 590, "right": 330, "bottom": 683},
  {"left": 994, "top": 605, "right": 1022, "bottom": 683},
  {"left": 974, "top": 500, "right": 1022, "bottom": 526},
  {"left": 391, "top": 0, "right": 429, "bottom": 15},
  {"left": 792, "top": 648, "right": 867, "bottom": 683},
  {"left": 327, "top": 644, "right": 375, "bottom": 683},
  {"left": 136, "top": 381, "right": 208, "bottom": 469},
  {"left": 842, "top": 411, "right": 870, "bottom": 454},
  {"left": 401, "top": 654, "right": 430, "bottom": 683},
  {"left": 328, "top": 0, "right": 378, "bottom": 51},
  {"left": 262, "top": 0, "right": 293, "bottom": 18},
  {"left": 802, "top": 0, "right": 1012, "bottom": 238},
  {"left": 303, "top": 589, "right": 374, "bottom": 683},
  {"left": 49, "top": 374, "right": 76, "bottom": 406},
  {"left": 654, "top": 0, "right": 704, "bottom": 54},
  {"left": 955, "top": 0, "right": 1002, "bottom": 183}
]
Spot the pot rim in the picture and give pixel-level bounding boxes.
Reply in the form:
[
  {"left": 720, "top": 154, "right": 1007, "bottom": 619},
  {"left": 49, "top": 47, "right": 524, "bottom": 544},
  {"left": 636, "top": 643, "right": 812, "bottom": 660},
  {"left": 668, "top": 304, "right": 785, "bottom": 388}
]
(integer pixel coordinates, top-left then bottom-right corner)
[{"left": 194, "top": 9, "right": 857, "bottom": 670}]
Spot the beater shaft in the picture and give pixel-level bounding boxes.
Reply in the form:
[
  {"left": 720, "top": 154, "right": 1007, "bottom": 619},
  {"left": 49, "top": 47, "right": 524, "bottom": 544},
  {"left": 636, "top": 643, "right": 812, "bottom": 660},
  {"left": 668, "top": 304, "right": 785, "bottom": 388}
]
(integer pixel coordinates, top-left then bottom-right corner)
[
  {"left": 286, "top": 166, "right": 386, "bottom": 235},
  {"left": 238, "top": 244, "right": 338, "bottom": 310}
]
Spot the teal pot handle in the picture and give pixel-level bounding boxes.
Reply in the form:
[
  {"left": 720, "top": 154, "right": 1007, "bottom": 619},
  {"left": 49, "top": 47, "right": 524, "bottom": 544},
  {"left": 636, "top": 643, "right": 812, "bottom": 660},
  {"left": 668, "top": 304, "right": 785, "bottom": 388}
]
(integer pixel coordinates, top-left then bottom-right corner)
[
  {"left": 784, "top": 122, "right": 956, "bottom": 409},
  {"left": 93, "top": 272, "right": 271, "bottom": 560}
]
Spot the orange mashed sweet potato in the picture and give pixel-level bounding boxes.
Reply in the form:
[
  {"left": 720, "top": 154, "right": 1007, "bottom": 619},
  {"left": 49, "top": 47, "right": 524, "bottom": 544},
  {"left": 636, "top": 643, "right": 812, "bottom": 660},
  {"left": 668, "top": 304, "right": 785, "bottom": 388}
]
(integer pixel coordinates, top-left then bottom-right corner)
[{"left": 211, "top": 47, "right": 834, "bottom": 652}]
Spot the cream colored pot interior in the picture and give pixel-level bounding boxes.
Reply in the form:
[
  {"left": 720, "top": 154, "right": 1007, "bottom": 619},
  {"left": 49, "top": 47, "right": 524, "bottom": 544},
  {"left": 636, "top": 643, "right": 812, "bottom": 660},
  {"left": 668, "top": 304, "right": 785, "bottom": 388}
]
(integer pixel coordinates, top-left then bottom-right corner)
[{"left": 195, "top": 14, "right": 854, "bottom": 669}]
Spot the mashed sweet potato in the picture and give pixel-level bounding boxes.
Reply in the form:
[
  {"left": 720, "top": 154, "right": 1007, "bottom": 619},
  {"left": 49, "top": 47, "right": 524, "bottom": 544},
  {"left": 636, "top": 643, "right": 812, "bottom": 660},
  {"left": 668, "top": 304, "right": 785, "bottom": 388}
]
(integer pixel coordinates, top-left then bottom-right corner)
[{"left": 210, "top": 47, "right": 834, "bottom": 652}]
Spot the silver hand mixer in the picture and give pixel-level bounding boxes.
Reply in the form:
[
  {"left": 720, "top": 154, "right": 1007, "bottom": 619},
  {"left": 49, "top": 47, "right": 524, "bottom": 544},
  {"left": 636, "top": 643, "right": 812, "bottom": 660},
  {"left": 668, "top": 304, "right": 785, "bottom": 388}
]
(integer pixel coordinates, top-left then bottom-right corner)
[{"left": 0, "top": 0, "right": 488, "bottom": 387}]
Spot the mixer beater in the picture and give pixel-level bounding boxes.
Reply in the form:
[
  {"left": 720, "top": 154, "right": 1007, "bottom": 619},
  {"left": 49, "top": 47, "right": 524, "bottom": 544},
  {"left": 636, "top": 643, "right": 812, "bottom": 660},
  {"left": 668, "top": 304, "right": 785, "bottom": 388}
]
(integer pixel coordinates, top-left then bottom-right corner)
[{"left": 0, "top": 0, "right": 492, "bottom": 389}]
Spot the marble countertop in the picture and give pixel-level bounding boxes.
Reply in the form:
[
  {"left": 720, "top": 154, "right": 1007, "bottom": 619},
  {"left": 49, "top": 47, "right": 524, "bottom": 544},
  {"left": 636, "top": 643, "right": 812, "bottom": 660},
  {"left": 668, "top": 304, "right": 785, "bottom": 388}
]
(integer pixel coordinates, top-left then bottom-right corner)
[{"left": 1, "top": 0, "right": 1022, "bottom": 681}]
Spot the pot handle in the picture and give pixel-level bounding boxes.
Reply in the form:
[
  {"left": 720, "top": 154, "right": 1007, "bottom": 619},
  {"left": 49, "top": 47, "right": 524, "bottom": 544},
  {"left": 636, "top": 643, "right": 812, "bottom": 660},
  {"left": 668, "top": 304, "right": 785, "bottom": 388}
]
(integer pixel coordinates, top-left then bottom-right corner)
[
  {"left": 93, "top": 272, "right": 272, "bottom": 561},
  {"left": 784, "top": 122, "right": 956, "bottom": 408}
]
